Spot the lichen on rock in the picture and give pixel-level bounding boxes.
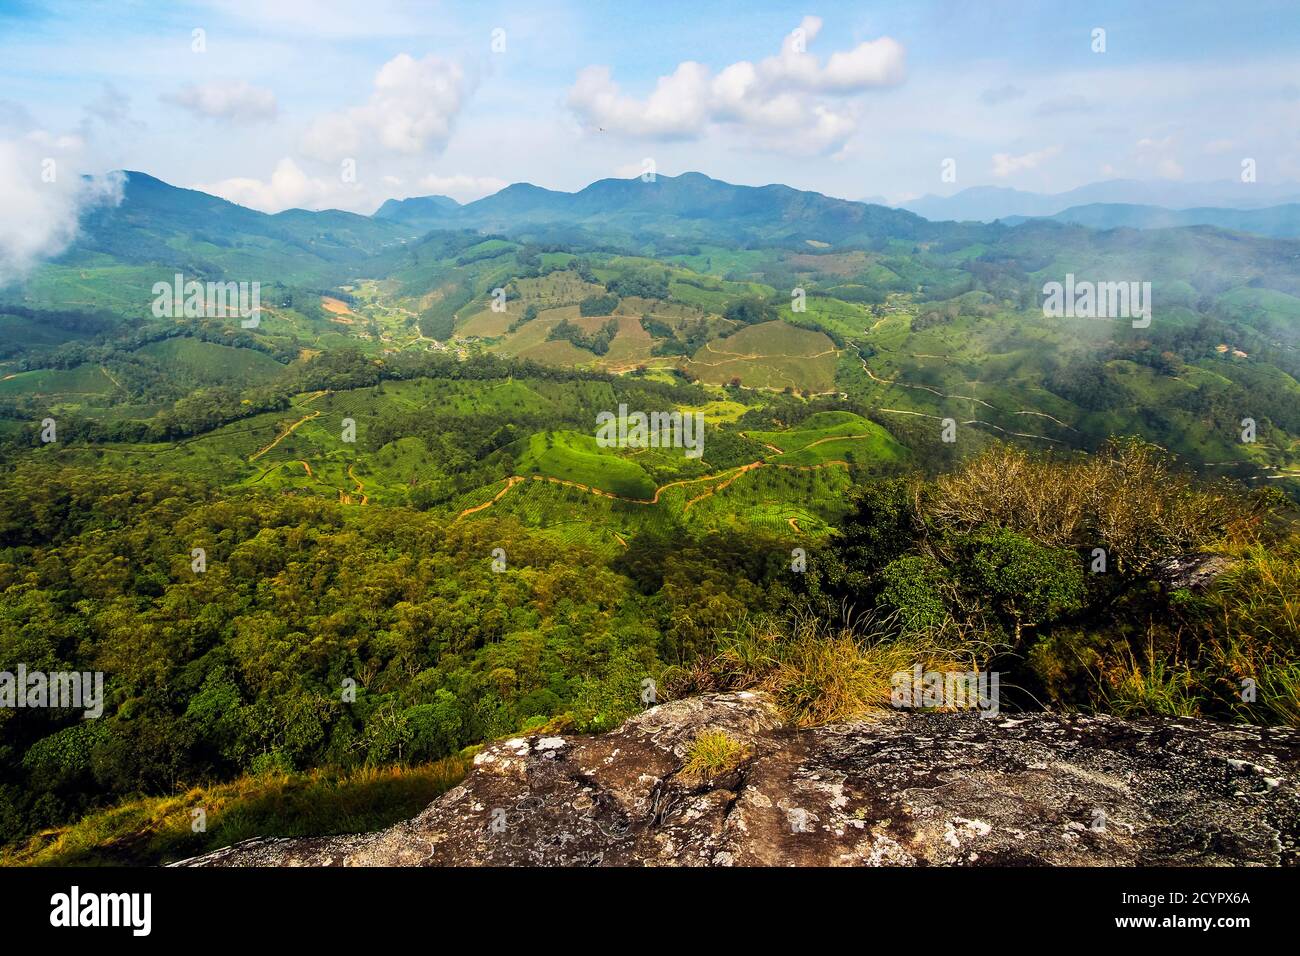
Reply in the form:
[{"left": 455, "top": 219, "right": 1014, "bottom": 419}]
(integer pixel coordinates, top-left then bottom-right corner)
[{"left": 177, "top": 692, "right": 1300, "bottom": 867}]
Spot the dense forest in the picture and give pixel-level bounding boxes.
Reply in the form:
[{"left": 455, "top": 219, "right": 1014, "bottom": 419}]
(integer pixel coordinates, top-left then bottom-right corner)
[
  {"left": 2, "top": 437, "right": 1297, "bottom": 850},
  {"left": 0, "top": 463, "right": 794, "bottom": 845},
  {"left": 2, "top": 167, "right": 1300, "bottom": 865}
]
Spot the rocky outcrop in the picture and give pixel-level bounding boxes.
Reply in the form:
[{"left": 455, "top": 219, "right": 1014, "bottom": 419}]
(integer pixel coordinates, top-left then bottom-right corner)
[
  {"left": 178, "top": 692, "right": 1299, "bottom": 867},
  {"left": 1155, "top": 553, "right": 1236, "bottom": 591}
]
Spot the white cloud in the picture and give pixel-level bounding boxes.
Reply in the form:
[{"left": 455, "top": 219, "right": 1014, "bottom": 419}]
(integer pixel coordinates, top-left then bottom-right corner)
[
  {"left": 566, "top": 17, "right": 904, "bottom": 154},
  {"left": 1157, "top": 157, "right": 1185, "bottom": 180},
  {"left": 1134, "top": 133, "right": 1184, "bottom": 180},
  {"left": 84, "top": 82, "right": 141, "bottom": 131},
  {"left": 569, "top": 63, "right": 711, "bottom": 140},
  {"left": 163, "top": 80, "right": 277, "bottom": 124},
  {"left": 991, "top": 145, "right": 1061, "bottom": 177},
  {"left": 302, "top": 53, "right": 471, "bottom": 162},
  {"left": 415, "top": 173, "right": 507, "bottom": 203},
  {"left": 192, "top": 158, "right": 505, "bottom": 212},
  {"left": 0, "top": 124, "right": 123, "bottom": 288},
  {"left": 194, "top": 157, "right": 345, "bottom": 212}
]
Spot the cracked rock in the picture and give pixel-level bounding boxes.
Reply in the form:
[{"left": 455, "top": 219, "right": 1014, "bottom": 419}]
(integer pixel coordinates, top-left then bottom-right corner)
[{"left": 176, "top": 692, "right": 1300, "bottom": 867}]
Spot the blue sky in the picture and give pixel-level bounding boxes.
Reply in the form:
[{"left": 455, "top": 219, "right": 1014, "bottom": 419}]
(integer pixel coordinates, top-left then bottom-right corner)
[{"left": 2, "top": 0, "right": 1299, "bottom": 217}]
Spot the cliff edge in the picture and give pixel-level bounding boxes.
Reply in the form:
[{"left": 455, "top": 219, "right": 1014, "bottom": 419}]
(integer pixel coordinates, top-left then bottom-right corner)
[{"left": 178, "top": 692, "right": 1299, "bottom": 867}]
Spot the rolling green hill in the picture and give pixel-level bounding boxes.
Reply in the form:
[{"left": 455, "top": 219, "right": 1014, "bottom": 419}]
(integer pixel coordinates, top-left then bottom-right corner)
[{"left": 4, "top": 166, "right": 1300, "bottom": 867}]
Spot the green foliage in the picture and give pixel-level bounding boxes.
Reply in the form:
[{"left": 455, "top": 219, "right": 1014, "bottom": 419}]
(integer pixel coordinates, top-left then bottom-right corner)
[
  {"left": 578, "top": 293, "right": 620, "bottom": 316},
  {"left": 812, "top": 478, "right": 918, "bottom": 600},
  {"left": 810, "top": 442, "right": 1298, "bottom": 722},
  {"left": 548, "top": 317, "right": 619, "bottom": 355},
  {"left": 681, "top": 730, "right": 749, "bottom": 778},
  {"left": 879, "top": 555, "right": 951, "bottom": 630},
  {"left": 508, "top": 304, "right": 540, "bottom": 333},
  {"left": 608, "top": 270, "right": 670, "bottom": 300},
  {"left": 0, "top": 462, "right": 785, "bottom": 849},
  {"left": 723, "top": 296, "right": 777, "bottom": 327},
  {"left": 956, "top": 529, "right": 1086, "bottom": 633},
  {"left": 1, "top": 757, "right": 470, "bottom": 867}
]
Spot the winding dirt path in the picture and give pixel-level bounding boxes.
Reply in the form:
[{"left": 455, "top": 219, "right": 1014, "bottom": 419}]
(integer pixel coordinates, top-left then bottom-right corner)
[
  {"left": 99, "top": 365, "right": 123, "bottom": 391},
  {"left": 348, "top": 464, "right": 369, "bottom": 505},
  {"left": 454, "top": 455, "right": 855, "bottom": 522},
  {"left": 859, "top": 357, "right": 994, "bottom": 408},
  {"left": 859, "top": 351, "right": 1077, "bottom": 440},
  {"left": 456, "top": 476, "right": 524, "bottom": 519},
  {"left": 739, "top": 431, "right": 784, "bottom": 455},
  {"left": 683, "top": 461, "right": 764, "bottom": 511},
  {"left": 874, "top": 407, "right": 1064, "bottom": 443},
  {"left": 249, "top": 409, "right": 321, "bottom": 462},
  {"left": 801, "top": 432, "right": 879, "bottom": 450}
]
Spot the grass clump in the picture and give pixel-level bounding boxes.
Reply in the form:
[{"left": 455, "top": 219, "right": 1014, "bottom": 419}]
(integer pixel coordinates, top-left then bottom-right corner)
[
  {"left": 681, "top": 731, "right": 750, "bottom": 779},
  {"left": 1101, "top": 646, "right": 1202, "bottom": 718},
  {"left": 668, "top": 610, "right": 984, "bottom": 727}
]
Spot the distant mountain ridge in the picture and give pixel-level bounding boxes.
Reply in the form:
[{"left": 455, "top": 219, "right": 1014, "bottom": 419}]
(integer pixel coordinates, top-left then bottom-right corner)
[
  {"left": 37, "top": 169, "right": 1300, "bottom": 305},
  {"left": 87, "top": 171, "right": 1300, "bottom": 268},
  {"left": 373, "top": 194, "right": 460, "bottom": 223},
  {"left": 1002, "top": 202, "right": 1300, "bottom": 239},
  {"left": 369, "top": 171, "right": 937, "bottom": 244},
  {"left": 74, "top": 171, "right": 411, "bottom": 279},
  {"left": 902, "top": 180, "right": 1300, "bottom": 223}
]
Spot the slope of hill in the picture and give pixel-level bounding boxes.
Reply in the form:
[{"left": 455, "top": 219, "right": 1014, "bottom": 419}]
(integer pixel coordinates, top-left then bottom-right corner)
[
  {"left": 372, "top": 194, "right": 461, "bottom": 229},
  {"left": 32, "top": 171, "right": 408, "bottom": 307}
]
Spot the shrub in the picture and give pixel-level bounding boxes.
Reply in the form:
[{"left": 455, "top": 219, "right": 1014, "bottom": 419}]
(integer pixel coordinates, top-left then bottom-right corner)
[
  {"left": 879, "top": 555, "right": 951, "bottom": 631},
  {"left": 956, "top": 529, "right": 1086, "bottom": 639},
  {"left": 578, "top": 293, "right": 619, "bottom": 316},
  {"left": 927, "top": 440, "right": 1251, "bottom": 574},
  {"left": 723, "top": 297, "right": 776, "bottom": 326}
]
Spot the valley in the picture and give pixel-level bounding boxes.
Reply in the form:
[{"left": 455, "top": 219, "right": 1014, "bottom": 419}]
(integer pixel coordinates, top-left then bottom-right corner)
[{"left": 3, "top": 168, "right": 1300, "bottom": 866}]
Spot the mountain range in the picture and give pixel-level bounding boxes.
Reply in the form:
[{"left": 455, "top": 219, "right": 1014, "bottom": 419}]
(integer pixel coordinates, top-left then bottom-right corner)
[
  {"left": 1000, "top": 202, "right": 1300, "bottom": 238},
  {"left": 374, "top": 170, "right": 937, "bottom": 245},
  {"left": 901, "top": 180, "right": 1300, "bottom": 223},
  {"left": 60, "top": 171, "right": 1300, "bottom": 287}
]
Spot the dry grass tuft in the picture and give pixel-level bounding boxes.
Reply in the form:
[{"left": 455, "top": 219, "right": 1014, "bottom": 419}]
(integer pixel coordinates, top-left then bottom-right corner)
[
  {"left": 669, "top": 610, "right": 986, "bottom": 727},
  {"left": 681, "top": 731, "right": 750, "bottom": 779}
]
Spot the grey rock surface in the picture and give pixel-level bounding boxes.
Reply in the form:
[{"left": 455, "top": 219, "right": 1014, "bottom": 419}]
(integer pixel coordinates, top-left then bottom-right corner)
[{"left": 177, "top": 691, "right": 1299, "bottom": 867}]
